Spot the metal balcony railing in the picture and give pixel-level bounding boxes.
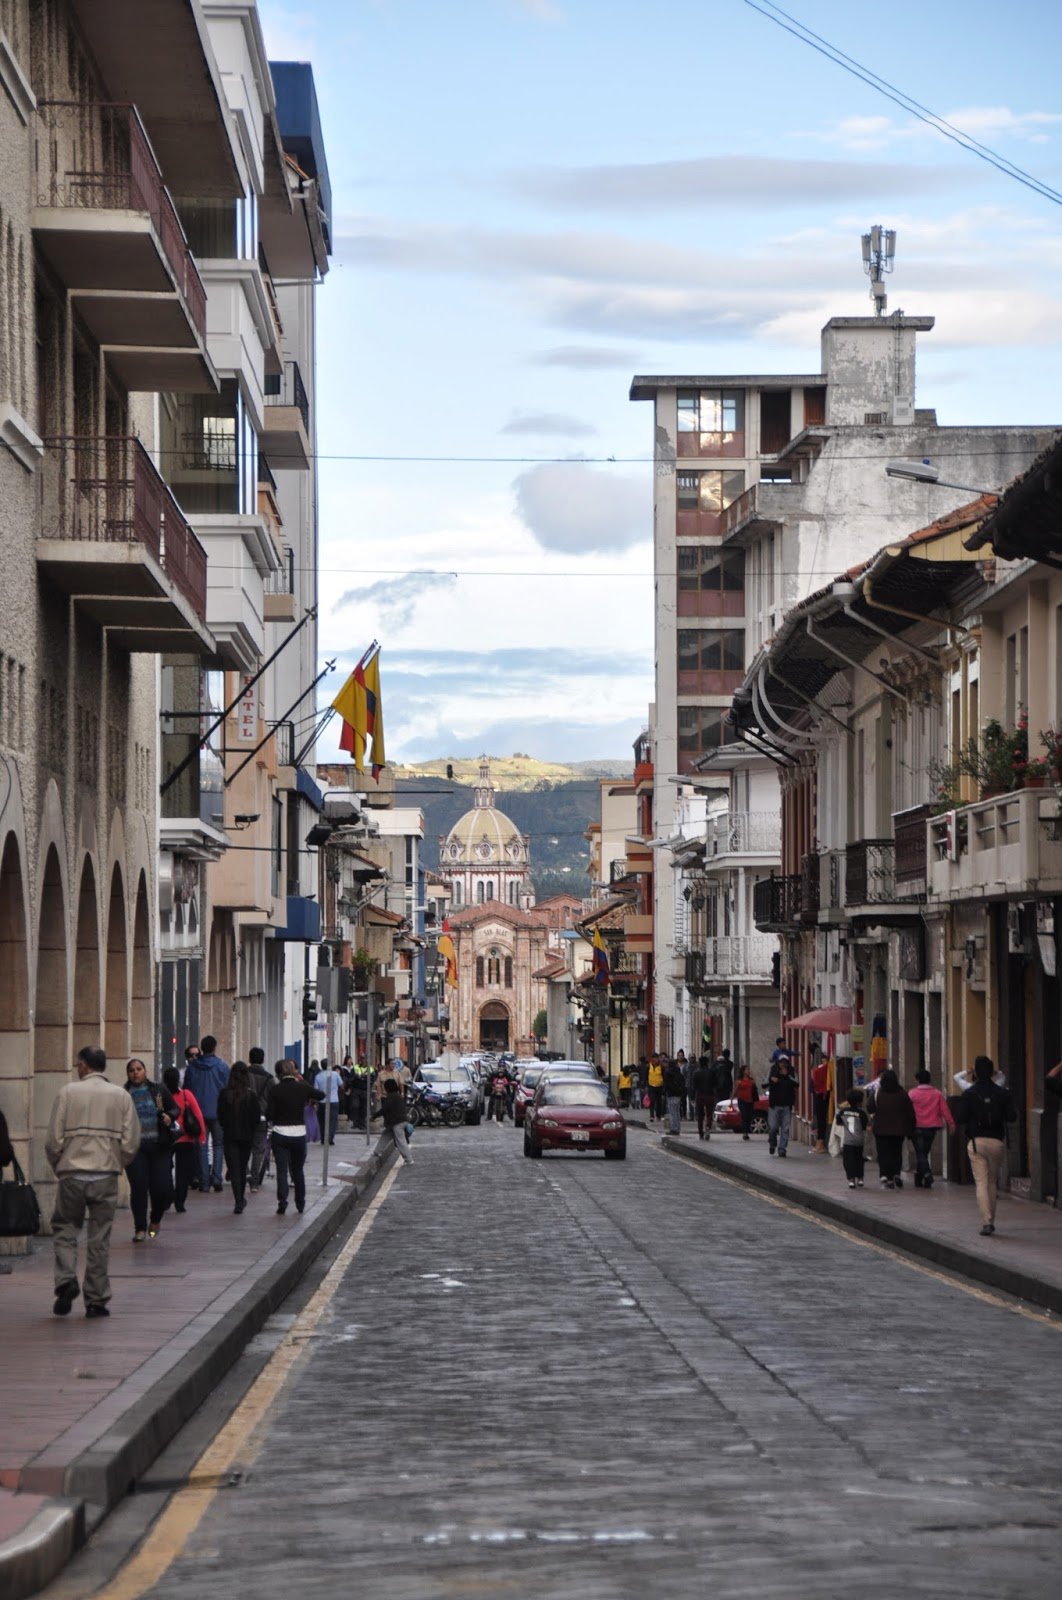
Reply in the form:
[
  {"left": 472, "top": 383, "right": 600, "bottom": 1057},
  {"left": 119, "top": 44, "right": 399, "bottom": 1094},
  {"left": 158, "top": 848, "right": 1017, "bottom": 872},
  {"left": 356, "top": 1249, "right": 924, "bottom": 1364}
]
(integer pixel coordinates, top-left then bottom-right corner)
[
  {"left": 264, "top": 547, "right": 296, "bottom": 595},
  {"left": 704, "top": 934, "right": 777, "bottom": 980},
  {"left": 264, "top": 360, "right": 310, "bottom": 432},
  {"left": 893, "top": 805, "right": 930, "bottom": 894},
  {"left": 706, "top": 810, "right": 779, "bottom": 857},
  {"left": 753, "top": 873, "right": 802, "bottom": 929},
  {"left": 40, "top": 436, "right": 207, "bottom": 620},
  {"left": 801, "top": 851, "right": 820, "bottom": 922},
  {"left": 36, "top": 101, "right": 206, "bottom": 335},
  {"left": 845, "top": 839, "right": 896, "bottom": 906}
]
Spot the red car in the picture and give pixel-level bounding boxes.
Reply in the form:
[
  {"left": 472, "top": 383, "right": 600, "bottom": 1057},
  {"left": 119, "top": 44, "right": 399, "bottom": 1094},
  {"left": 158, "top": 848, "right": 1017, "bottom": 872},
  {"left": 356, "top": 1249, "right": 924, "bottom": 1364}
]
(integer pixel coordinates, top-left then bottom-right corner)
[
  {"left": 523, "top": 1079, "right": 626, "bottom": 1160},
  {"left": 713, "top": 1094, "right": 769, "bottom": 1134}
]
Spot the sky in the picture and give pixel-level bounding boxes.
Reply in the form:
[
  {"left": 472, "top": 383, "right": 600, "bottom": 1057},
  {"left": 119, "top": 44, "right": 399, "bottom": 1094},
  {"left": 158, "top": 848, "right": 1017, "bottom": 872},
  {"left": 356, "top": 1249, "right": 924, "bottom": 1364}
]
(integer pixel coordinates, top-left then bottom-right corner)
[{"left": 256, "top": 0, "right": 1062, "bottom": 768}]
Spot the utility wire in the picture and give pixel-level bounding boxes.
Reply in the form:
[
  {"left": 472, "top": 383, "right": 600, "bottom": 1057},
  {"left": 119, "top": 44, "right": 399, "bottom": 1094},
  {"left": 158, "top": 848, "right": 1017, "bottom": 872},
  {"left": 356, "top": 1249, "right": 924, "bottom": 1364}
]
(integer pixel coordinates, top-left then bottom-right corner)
[{"left": 744, "top": 0, "right": 1062, "bottom": 208}]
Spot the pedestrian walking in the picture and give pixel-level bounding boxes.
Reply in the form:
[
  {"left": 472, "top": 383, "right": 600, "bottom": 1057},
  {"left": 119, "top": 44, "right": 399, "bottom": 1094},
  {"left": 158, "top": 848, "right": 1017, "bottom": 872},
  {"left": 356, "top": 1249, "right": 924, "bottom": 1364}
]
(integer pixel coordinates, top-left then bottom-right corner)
[
  {"left": 663, "top": 1056, "right": 685, "bottom": 1135},
  {"left": 374, "top": 1078, "right": 414, "bottom": 1166},
  {"left": 712, "top": 1048, "right": 734, "bottom": 1102},
  {"left": 124, "top": 1058, "right": 179, "bottom": 1241},
  {"left": 690, "top": 1054, "right": 718, "bottom": 1140},
  {"left": 617, "top": 1064, "right": 632, "bottom": 1109},
  {"left": 46, "top": 1046, "right": 140, "bottom": 1317},
  {"left": 161, "top": 1067, "right": 205, "bottom": 1212},
  {"left": 870, "top": 1069, "right": 916, "bottom": 1189},
  {"left": 217, "top": 1061, "right": 262, "bottom": 1214},
  {"left": 183, "top": 1036, "right": 230, "bottom": 1192},
  {"left": 810, "top": 1052, "right": 831, "bottom": 1154},
  {"left": 835, "top": 1089, "right": 868, "bottom": 1188},
  {"left": 675, "top": 1049, "right": 689, "bottom": 1119},
  {"left": 955, "top": 1055, "right": 1018, "bottom": 1235},
  {"left": 349, "top": 1059, "right": 369, "bottom": 1129},
  {"left": 266, "top": 1060, "right": 325, "bottom": 1215},
  {"left": 766, "top": 1055, "right": 797, "bottom": 1156},
  {"left": 734, "top": 1065, "right": 757, "bottom": 1139},
  {"left": 247, "top": 1047, "right": 272, "bottom": 1189},
  {"left": 907, "top": 1068, "right": 956, "bottom": 1189},
  {"left": 316, "top": 1059, "right": 342, "bottom": 1144},
  {"left": 646, "top": 1054, "right": 665, "bottom": 1122}
]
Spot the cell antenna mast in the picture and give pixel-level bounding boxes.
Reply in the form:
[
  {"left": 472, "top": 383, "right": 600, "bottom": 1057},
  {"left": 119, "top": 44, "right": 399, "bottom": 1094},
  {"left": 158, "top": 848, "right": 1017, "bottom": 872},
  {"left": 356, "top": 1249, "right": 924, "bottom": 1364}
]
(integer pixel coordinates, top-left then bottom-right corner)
[{"left": 861, "top": 225, "right": 896, "bottom": 316}]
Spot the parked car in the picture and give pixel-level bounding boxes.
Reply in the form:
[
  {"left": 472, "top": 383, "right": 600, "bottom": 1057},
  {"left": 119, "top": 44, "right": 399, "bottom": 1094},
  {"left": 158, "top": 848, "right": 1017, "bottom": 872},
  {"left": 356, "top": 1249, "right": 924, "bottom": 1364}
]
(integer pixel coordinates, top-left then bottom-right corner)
[
  {"left": 513, "top": 1064, "right": 547, "bottom": 1125},
  {"left": 713, "top": 1094, "right": 769, "bottom": 1134},
  {"left": 523, "top": 1078, "right": 626, "bottom": 1160}
]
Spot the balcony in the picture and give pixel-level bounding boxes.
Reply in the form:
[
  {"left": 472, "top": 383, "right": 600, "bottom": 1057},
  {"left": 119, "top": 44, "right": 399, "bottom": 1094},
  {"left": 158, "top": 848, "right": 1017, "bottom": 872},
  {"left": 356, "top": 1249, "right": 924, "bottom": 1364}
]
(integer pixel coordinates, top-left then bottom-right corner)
[
  {"left": 705, "top": 810, "right": 780, "bottom": 865},
  {"left": 753, "top": 873, "right": 802, "bottom": 931},
  {"left": 38, "top": 436, "right": 213, "bottom": 652},
  {"left": 34, "top": 102, "right": 214, "bottom": 392},
  {"left": 703, "top": 934, "right": 777, "bottom": 982},
  {"left": 844, "top": 838, "right": 919, "bottom": 919},
  {"left": 893, "top": 805, "right": 930, "bottom": 898},
  {"left": 817, "top": 848, "right": 846, "bottom": 923},
  {"left": 721, "top": 481, "right": 794, "bottom": 543},
  {"left": 264, "top": 546, "right": 297, "bottom": 623},
  {"left": 928, "top": 788, "right": 1062, "bottom": 902},
  {"left": 262, "top": 360, "right": 310, "bottom": 468}
]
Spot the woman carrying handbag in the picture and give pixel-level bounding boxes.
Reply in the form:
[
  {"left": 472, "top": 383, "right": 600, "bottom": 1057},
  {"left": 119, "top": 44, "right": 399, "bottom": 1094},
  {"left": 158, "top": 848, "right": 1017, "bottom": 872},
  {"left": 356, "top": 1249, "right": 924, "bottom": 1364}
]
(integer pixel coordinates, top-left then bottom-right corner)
[{"left": 124, "top": 1058, "right": 179, "bottom": 1241}]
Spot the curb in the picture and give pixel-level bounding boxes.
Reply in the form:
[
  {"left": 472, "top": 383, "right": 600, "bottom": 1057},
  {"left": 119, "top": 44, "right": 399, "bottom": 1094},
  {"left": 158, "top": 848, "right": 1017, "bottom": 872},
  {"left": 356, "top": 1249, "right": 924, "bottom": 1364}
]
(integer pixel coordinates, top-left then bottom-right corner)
[
  {"left": 1, "top": 1146, "right": 392, "bottom": 1600},
  {"left": 659, "top": 1136, "right": 1062, "bottom": 1317}
]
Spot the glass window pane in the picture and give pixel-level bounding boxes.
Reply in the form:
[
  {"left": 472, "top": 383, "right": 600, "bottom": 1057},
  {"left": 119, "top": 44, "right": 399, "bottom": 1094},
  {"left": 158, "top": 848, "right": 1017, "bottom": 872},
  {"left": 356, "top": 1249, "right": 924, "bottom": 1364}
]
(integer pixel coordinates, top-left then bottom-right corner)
[
  {"left": 698, "top": 471, "right": 722, "bottom": 512},
  {"left": 721, "top": 470, "right": 745, "bottom": 509},
  {"left": 677, "top": 471, "right": 700, "bottom": 508},
  {"left": 677, "top": 393, "right": 697, "bottom": 432}
]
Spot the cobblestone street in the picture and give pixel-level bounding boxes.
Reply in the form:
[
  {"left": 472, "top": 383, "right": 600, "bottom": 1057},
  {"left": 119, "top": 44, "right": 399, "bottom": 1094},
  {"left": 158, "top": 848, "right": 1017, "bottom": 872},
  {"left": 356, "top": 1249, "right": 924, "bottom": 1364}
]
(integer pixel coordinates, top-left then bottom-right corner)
[{"left": 63, "top": 1124, "right": 1062, "bottom": 1600}]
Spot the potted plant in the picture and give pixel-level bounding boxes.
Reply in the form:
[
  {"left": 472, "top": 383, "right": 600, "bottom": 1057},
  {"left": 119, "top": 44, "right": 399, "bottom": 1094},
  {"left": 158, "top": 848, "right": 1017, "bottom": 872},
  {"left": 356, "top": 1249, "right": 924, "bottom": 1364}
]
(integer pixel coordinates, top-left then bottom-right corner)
[
  {"left": 1040, "top": 727, "right": 1062, "bottom": 784},
  {"left": 1023, "top": 756, "right": 1050, "bottom": 789},
  {"left": 352, "top": 947, "right": 377, "bottom": 991},
  {"left": 958, "top": 717, "right": 1027, "bottom": 799}
]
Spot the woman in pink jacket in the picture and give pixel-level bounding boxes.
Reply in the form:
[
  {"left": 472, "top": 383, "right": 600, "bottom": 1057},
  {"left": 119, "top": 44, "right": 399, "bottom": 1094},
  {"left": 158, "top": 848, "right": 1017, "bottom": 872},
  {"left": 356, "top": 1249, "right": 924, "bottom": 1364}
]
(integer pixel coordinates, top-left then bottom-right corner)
[{"left": 908, "top": 1067, "right": 955, "bottom": 1190}]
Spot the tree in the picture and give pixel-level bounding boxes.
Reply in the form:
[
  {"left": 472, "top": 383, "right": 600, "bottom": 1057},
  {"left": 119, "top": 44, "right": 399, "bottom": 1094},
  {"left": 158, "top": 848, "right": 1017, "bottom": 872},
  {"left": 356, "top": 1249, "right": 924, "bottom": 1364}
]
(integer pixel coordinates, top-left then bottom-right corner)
[{"left": 532, "top": 1009, "right": 547, "bottom": 1041}]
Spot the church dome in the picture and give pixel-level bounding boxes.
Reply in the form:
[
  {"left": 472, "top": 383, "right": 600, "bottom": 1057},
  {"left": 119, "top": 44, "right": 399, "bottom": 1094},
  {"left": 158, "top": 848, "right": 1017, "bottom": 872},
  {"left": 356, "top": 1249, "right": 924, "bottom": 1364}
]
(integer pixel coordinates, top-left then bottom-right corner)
[{"left": 443, "top": 760, "right": 528, "bottom": 866}]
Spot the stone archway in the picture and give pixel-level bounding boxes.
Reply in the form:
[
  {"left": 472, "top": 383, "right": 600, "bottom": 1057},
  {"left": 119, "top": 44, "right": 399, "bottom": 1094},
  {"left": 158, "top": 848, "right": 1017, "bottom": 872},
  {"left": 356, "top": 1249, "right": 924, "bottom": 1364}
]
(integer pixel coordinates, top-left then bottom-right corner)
[
  {"left": 104, "top": 864, "right": 128, "bottom": 1061},
  {"left": 479, "top": 1000, "right": 510, "bottom": 1052},
  {"left": 0, "top": 834, "right": 30, "bottom": 1151},
  {"left": 33, "top": 846, "right": 70, "bottom": 1195},
  {"left": 73, "top": 858, "right": 101, "bottom": 1045},
  {"left": 130, "top": 872, "right": 153, "bottom": 1063}
]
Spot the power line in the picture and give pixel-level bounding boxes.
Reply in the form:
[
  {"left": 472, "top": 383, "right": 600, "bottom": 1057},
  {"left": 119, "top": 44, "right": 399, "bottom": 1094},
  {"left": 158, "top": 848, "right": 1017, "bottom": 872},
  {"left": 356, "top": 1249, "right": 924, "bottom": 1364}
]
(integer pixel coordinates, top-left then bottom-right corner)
[{"left": 744, "top": 0, "right": 1062, "bottom": 208}]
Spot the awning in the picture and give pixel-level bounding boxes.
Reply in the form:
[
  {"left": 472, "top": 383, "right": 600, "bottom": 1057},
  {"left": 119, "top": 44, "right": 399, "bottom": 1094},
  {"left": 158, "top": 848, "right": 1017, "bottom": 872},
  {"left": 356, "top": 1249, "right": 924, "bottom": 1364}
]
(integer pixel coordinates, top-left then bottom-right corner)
[{"left": 787, "top": 1005, "right": 852, "bottom": 1033}]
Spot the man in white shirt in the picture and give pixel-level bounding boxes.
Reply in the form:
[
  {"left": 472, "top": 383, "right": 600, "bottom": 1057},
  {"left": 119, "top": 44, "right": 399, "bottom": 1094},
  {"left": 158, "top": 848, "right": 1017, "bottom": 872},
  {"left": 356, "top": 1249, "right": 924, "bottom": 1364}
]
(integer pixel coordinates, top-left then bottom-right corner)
[{"left": 316, "top": 1059, "right": 341, "bottom": 1145}]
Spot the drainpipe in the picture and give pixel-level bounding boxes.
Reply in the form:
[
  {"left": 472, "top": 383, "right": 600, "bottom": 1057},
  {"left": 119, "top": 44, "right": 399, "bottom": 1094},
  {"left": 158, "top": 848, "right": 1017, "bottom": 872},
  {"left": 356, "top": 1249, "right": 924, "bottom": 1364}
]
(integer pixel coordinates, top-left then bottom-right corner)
[
  {"left": 861, "top": 572, "right": 977, "bottom": 645},
  {"left": 831, "top": 580, "right": 938, "bottom": 667},
  {"left": 805, "top": 614, "right": 908, "bottom": 703}
]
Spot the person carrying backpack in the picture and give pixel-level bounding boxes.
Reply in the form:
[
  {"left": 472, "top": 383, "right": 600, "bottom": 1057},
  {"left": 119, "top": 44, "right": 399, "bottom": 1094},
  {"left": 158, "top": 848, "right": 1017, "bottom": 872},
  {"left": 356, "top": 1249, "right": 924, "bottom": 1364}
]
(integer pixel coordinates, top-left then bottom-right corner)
[{"left": 954, "top": 1055, "right": 1017, "bottom": 1236}]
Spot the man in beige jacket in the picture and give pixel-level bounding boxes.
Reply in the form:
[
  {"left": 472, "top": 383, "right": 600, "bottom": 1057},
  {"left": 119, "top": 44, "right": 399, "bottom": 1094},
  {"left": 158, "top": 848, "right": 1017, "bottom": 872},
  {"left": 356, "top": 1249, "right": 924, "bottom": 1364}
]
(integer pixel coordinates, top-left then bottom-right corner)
[{"left": 46, "top": 1045, "right": 140, "bottom": 1317}]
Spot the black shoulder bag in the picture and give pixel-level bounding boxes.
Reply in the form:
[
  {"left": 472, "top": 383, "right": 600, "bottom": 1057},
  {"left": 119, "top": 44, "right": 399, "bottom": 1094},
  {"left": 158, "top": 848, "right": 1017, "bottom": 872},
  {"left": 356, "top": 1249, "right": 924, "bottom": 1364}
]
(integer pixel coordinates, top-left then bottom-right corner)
[{"left": 0, "top": 1156, "right": 42, "bottom": 1237}]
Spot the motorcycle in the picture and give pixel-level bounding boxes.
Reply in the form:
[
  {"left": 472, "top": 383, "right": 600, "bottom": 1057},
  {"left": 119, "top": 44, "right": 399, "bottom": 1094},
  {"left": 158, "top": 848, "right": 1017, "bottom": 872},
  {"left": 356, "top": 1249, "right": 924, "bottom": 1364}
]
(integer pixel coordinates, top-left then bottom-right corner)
[{"left": 407, "top": 1082, "right": 467, "bottom": 1129}]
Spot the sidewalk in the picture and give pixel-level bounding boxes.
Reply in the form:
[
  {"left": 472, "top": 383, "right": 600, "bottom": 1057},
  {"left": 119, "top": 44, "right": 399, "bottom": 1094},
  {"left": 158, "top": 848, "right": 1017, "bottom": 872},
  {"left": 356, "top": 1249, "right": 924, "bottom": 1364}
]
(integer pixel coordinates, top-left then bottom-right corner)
[
  {"left": 640, "top": 1116, "right": 1062, "bottom": 1315},
  {"left": 0, "top": 1134, "right": 390, "bottom": 1600}
]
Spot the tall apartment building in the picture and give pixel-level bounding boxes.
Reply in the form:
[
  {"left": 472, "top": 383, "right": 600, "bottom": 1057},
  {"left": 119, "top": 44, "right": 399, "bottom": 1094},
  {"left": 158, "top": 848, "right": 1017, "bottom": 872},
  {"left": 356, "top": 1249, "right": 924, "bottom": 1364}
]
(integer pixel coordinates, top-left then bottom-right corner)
[
  {"left": 0, "top": 0, "right": 329, "bottom": 1222},
  {"left": 632, "top": 310, "right": 1058, "bottom": 1061}
]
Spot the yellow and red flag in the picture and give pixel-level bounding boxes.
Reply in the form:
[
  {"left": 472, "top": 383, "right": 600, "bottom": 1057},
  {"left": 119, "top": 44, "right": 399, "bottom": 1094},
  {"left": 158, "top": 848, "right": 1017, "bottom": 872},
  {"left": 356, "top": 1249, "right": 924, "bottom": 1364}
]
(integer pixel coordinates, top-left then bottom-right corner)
[
  {"left": 332, "top": 645, "right": 386, "bottom": 778},
  {"left": 437, "top": 918, "right": 458, "bottom": 990}
]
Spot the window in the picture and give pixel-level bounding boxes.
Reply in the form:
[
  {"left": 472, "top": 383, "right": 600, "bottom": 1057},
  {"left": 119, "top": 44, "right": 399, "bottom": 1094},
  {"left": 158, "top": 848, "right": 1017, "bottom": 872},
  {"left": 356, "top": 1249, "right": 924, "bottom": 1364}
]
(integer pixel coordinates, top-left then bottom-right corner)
[
  {"left": 476, "top": 882, "right": 485, "bottom": 904},
  {"left": 164, "top": 381, "right": 258, "bottom": 516},
  {"left": 678, "top": 629, "right": 745, "bottom": 674},
  {"left": 476, "top": 956, "right": 485, "bottom": 986},
  {"left": 505, "top": 955, "right": 513, "bottom": 988},
  {"left": 676, "top": 469, "right": 745, "bottom": 512},
  {"left": 677, "top": 390, "right": 744, "bottom": 448},
  {"left": 271, "top": 798, "right": 282, "bottom": 898},
  {"left": 453, "top": 880, "right": 463, "bottom": 905},
  {"left": 678, "top": 547, "right": 744, "bottom": 592},
  {"left": 678, "top": 706, "right": 727, "bottom": 765}
]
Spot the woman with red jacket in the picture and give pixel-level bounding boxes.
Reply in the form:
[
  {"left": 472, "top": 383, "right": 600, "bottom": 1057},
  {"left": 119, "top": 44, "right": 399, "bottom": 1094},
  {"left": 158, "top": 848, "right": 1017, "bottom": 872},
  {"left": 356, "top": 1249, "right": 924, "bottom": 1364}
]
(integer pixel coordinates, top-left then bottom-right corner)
[
  {"left": 162, "top": 1066, "right": 205, "bottom": 1214},
  {"left": 734, "top": 1065, "right": 757, "bottom": 1141}
]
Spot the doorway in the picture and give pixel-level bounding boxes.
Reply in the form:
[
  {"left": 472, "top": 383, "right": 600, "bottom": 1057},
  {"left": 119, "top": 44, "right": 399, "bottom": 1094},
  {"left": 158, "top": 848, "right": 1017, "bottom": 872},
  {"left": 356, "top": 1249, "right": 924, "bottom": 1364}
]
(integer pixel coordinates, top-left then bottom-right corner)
[{"left": 479, "top": 1002, "right": 510, "bottom": 1052}]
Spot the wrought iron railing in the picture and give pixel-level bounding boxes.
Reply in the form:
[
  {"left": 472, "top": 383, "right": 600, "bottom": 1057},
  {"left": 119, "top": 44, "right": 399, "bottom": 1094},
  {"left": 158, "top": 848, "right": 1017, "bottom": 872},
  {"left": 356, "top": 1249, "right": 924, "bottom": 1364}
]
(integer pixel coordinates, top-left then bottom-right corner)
[
  {"left": 893, "top": 805, "right": 930, "bottom": 893},
  {"left": 706, "top": 810, "right": 779, "bottom": 857},
  {"left": 264, "top": 359, "right": 310, "bottom": 431},
  {"left": 36, "top": 101, "right": 206, "bottom": 335},
  {"left": 753, "top": 873, "right": 802, "bottom": 929},
  {"left": 40, "top": 436, "right": 207, "bottom": 620},
  {"left": 845, "top": 839, "right": 896, "bottom": 905},
  {"left": 800, "top": 851, "right": 820, "bottom": 922}
]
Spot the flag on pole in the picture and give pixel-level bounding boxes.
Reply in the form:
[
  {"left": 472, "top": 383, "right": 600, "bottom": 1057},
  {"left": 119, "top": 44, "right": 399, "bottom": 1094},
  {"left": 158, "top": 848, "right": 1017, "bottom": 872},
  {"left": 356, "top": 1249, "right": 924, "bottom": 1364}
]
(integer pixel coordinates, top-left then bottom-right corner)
[
  {"left": 592, "top": 926, "right": 610, "bottom": 987},
  {"left": 437, "top": 919, "right": 458, "bottom": 990},
  {"left": 331, "top": 645, "right": 386, "bottom": 778}
]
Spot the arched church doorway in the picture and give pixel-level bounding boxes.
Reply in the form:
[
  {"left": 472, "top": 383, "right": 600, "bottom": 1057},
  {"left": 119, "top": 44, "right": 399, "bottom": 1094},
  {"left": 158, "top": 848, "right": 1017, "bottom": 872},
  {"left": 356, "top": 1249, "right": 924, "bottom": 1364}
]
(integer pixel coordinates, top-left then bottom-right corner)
[{"left": 479, "top": 1001, "right": 510, "bottom": 1052}]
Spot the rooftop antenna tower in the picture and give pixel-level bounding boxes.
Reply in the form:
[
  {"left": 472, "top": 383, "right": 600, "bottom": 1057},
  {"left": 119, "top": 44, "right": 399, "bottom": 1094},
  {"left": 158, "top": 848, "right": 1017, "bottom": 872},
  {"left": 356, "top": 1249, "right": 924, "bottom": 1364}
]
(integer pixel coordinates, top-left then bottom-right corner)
[{"left": 861, "top": 225, "right": 896, "bottom": 316}]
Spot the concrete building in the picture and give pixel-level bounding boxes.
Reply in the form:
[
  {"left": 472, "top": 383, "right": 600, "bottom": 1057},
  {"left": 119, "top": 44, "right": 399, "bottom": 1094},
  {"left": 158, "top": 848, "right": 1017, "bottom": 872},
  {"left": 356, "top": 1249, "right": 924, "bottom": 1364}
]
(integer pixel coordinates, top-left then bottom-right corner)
[
  {"left": 631, "top": 309, "right": 1059, "bottom": 1060},
  {"left": 0, "top": 3, "right": 330, "bottom": 1235}
]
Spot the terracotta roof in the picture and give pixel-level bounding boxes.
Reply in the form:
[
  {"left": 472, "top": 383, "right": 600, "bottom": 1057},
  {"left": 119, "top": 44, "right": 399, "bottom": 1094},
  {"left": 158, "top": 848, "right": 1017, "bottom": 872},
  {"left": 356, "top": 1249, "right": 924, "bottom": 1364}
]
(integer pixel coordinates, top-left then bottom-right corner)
[
  {"left": 578, "top": 895, "right": 631, "bottom": 934},
  {"left": 448, "top": 899, "right": 544, "bottom": 930},
  {"left": 532, "top": 955, "right": 568, "bottom": 980}
]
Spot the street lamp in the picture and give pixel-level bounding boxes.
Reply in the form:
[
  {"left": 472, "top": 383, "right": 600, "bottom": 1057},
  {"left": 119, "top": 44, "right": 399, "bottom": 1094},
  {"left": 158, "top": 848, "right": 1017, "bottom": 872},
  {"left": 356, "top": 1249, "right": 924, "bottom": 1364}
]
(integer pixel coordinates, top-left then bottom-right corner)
[{"left": 885, "top": 460, "right": 996, "bottom": 497}]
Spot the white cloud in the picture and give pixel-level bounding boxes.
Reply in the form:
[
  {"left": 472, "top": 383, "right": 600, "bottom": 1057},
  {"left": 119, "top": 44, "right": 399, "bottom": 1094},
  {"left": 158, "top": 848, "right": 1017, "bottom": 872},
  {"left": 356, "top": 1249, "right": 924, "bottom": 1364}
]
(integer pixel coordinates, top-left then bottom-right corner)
[
  {"left": 501, "top": 410, "right": 597, "bottom": 437},
  {"left": 800, "top": 104, "right": 1062, "bottom": 154},
  {"left": 512, "top": 461, "right": 650, "bottom": 553}
]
